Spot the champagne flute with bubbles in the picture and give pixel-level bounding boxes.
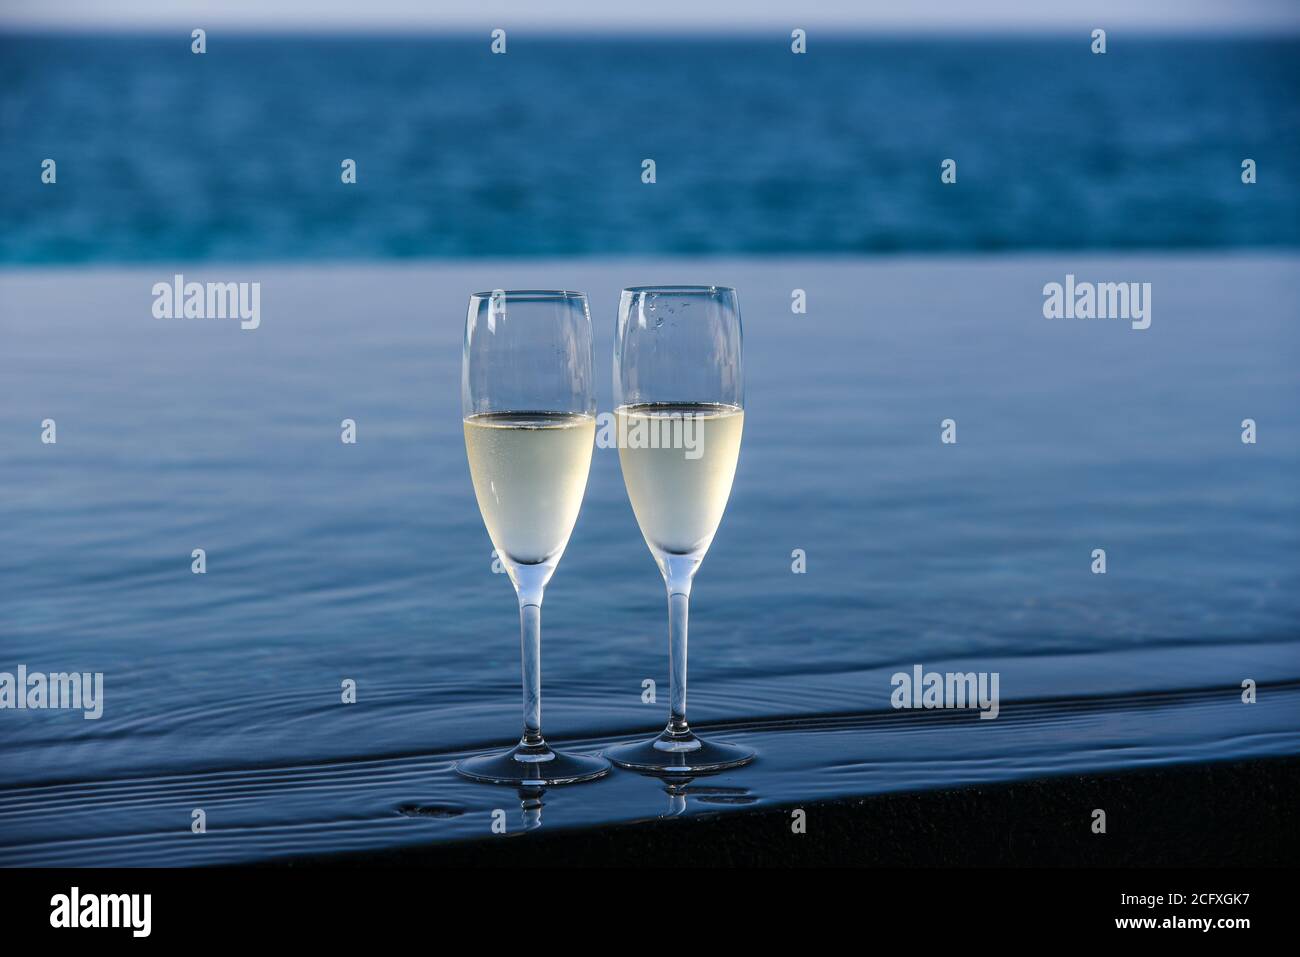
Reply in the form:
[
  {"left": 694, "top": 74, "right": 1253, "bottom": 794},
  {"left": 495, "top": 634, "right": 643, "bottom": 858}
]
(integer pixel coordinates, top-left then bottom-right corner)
[
  {"left": 457, "top": 290, "right": 610, "bottom": 785},
  {"left": 604, "top": 285, "right": 755, "bottom": 773}
]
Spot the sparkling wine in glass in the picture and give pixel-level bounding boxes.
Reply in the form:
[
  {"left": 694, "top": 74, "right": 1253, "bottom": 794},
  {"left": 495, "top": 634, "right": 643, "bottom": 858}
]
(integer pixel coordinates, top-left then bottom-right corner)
[
  {"left": 456, "top": 290, "right": 610, "bottom": 785},
  {"left": 604, "top": 285, "right": 755, "bottom": 773}
]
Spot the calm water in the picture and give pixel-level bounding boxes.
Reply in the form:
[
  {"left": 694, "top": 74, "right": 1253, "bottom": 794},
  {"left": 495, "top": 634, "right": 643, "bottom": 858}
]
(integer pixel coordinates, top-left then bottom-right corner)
[
  {"left": 1, "top": 255, "right": 1297, "bottom": 863},
  {"left": 1, "top": 35, "right": 1298, "bottom": 264}
]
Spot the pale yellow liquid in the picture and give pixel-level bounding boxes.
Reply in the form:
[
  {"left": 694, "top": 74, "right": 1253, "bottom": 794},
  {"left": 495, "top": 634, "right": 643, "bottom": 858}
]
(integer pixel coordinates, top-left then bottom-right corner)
[
  {"left": 616, "top": 402, "right": 744, "bottom": 556},
  {"left": 464, "top": 412, "right": 595, "bottom": 565}
]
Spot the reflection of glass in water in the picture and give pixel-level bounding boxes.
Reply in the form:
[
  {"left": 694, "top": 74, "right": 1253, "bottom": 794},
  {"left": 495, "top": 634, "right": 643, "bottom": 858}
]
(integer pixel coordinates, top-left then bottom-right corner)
[
  {"left": 518, "top": 787, "right": 544, "bottom": 830},
  {"left": 664, "top": 779, "right": 691, "bottom": 817}
]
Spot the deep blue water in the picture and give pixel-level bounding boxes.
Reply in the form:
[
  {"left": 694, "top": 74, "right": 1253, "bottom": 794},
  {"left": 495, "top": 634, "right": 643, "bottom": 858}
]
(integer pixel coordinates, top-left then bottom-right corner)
[
  {"left": 0, "top": 254, "right": 1297, "bottom": 863},
  {"left": 1, "top": 34, "right": 1299, "bottom": 264}
]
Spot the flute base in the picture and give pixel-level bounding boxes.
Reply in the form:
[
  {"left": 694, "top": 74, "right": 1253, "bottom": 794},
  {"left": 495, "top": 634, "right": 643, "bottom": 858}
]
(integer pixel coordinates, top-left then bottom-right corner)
[
  {"left": 456, "top": 741, "right": 610, "bottom": 786},
  {"left": 604, "top": 728, "right": 755, "bottom": 775}
]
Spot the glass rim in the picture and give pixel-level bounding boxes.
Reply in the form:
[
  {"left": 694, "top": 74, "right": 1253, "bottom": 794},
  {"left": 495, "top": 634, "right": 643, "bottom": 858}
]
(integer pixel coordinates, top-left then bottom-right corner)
[
  {"left": 469, "top": 289, "right": 587, "bottom": 303},
  {"left": 623, "top": 284, "right": 736, "bottom": 295}
]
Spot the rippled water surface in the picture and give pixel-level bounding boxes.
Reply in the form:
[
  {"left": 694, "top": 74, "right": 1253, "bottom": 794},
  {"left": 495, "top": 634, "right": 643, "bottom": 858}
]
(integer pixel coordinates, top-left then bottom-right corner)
[{"left": 1, "top": 255, "right": 1298, "bottom": 864}]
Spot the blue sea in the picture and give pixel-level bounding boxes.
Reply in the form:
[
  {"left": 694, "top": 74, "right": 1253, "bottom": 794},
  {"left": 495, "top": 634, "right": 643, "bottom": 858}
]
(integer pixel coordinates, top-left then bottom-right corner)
[
  {"left": 1, "top": 34, "right": 1299, "bottom": 264},
  {"left": 0, "top": 34, "right": 1298, "bottom": 865}
]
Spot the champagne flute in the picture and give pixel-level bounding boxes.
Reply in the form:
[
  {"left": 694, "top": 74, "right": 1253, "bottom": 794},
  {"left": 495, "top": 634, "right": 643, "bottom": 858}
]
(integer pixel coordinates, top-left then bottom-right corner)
[
  {"left": 604, "top": 285, "right": 755, "bottom": 773},
  {"left": 457, "top": 289, "right": 610, "bottom": 785}
]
